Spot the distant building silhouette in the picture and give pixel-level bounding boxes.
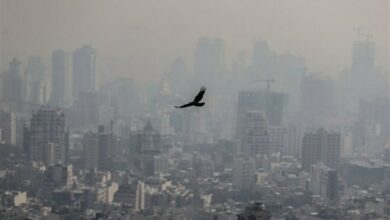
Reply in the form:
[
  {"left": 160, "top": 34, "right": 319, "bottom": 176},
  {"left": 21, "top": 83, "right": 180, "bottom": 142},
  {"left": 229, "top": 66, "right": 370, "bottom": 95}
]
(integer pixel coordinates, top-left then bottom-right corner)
[
  {"left": 73, "top": 90, "right": 99, "bottom": 127},
  {"left": 27, "top": 57, "right": 46, "bottom": 105},
  {"left": 300, "top": 73, "right": 334, "bottom": 125},
  {"left": 350, "top": 39, "right": 376, "bottom": 100},
  {"left": 72, "top": 45, "right": 96, "bottom": 101},
  {"left": 193, "top": 38, "right": 227, "bottom": 88},
  {"left": 2, "top": 58, "right": 27, "bottom": 112},
  {"left": 51, "top": 50, "right": 70, "bottom": 107}
]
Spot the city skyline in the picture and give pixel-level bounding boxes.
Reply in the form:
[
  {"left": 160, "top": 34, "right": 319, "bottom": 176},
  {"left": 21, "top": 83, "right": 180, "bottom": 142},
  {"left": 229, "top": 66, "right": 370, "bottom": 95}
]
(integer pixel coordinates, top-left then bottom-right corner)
[
  {"left": 0, "top": 1, "right": 389, "bottom": 219},
  {"left": 0, "top": 0, "right": 388, "bottom": 84}
]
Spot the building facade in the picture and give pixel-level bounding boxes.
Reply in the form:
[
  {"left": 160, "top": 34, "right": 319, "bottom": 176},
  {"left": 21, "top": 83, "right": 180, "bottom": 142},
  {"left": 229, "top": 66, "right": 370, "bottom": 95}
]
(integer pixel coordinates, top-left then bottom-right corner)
[
  {"left": 302, "top": 128, "right": 341, "bottom": 171},
  {"left": 30, "top": 107, "right": 67, "bottom": 165}
]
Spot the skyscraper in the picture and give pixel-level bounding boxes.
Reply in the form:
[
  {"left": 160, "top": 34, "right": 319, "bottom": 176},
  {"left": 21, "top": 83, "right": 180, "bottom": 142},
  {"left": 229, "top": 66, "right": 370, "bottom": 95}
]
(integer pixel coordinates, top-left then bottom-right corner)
[
  {"left": 2, "top": 58, "right": 27, "bottom": 112},
  {"left": 51, "top": 50, "right": 69, "bottom": 107},
  {"left": 301, "top": 128, "right": 341, "bottom": 171},
  {"left": 82, "top": 131, "right": 99, "bottom": 170},
  {"left": 0, "top": 110, "right": 16, "bottom": 145},
  {"left": 240, "top": 111, "right": 270, "bottom": 156},
  {"left": 248, "top": 39, "right": 275, "bottom": 81},
  {"left": 98, "top": 125, "right": 114, "bottom": 171},
  {"left": 300, "top": 73, "right": 335, "bottom": 125},
  {"left": 82, "top": 125, "right": 114, "bottom": 171},
  {"left": 30, "top": 107, "right": 67, "bottom": 165},
  {"left": 237, "top": 90, "right": 287, "bottom": 137},
  {"left": 350, "top": 39, "right": 376, "bottom": 100},
  {"left": 132, "top": 122, "right": 161, "bottom": 176},
  {"left": 72, "top": 45, "right": 96, "bottom": 101},
  {"left": 268, "top": 126, "right": 288, "bottom": 154},
  {"left": 193, "top": 38, "right": 227, "bottom": 87},
  {"left": 72, "top": 90, "right": 99, "bottom": 127},
  {"left": 27, "top": 57, "right": 46, "bottom": 105},
  {"left": 167, "top": 57, "right": 187, "bottom": 94},
  {"left": 310, "top": 163, "right": 339, "bottom": 201}
]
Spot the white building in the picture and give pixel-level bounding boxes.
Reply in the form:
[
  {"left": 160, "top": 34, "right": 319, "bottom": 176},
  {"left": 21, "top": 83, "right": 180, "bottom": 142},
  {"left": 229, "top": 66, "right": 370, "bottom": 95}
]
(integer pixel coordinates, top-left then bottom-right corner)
[{"left": 310, "top": 163, "right": 339, "bottom": 201}]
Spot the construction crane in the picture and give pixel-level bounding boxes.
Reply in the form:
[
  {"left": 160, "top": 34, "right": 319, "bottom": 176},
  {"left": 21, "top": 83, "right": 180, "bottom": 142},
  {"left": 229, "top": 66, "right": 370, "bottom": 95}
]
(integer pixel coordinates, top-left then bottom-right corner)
[{"left": 255, "top": 78, "right": 275, "bottom": 91}]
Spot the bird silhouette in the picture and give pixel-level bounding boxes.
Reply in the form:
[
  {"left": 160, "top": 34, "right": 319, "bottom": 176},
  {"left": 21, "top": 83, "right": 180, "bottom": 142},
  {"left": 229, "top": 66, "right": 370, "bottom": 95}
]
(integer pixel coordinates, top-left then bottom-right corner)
[{"left": 175, "top": 86, "right": 206, "bottom": 108}]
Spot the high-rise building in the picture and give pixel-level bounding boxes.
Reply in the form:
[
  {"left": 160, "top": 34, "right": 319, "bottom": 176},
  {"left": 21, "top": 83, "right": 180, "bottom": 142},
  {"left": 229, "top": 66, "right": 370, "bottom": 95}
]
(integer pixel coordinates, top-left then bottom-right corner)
[
  {"left": 51, "top": 50, "right": 70, "bottom": 107},
  {"left": 301, "top": 128, "right": 341, "bottom": 171},
  {"left": 82, "top": 125, "right": 114, "bottom": 171},
  {"left": 358, "top": 98, "right": 390, "bottom": 145},
  {"left": 233, "top": 155, "right": 256, "bottom": 191},
  {"left": 0, "top": 110, "right": 16, "bottom": 145},
  {"left": 30, "top": 107, "right": 67, "bottom": 165},
  {"left": 104, "top": 78, "right": 140, "bottom": 119},
  {"left": 134, "top": 122, "right": 161, "bottom": 155},
  {"left": 341, "top": 37, "right": 386, "bottom": 111},
  {"left": 268, "top": 126, "right": 288, "bottom": 154},
  {"left": 310, "top": 163, "right": 339, "bottom": 201},
  {"left": 286, "top": 124, "right": 303, "bottom": 158},
  {"left": 167, "top": 57, "right": 188, "bottom": 94},
  {"left": 237, "top": 90, "right": 287, "bottom": 137},
  {"left": 113, "top": 180, "right": 145, "bottom": 211},
  {"left": 300, "top": 73, "right": 334, "bottom": 125},
  {"left": 27, "top": 57, "right": 46, "bottom": 105},
  {"left": 240, "top": 111, "right": 270, "bottom": 156},
  {"left": 72, "top": 90, "right": 99, "bottom": 126},
  {"left": 98, "top": 125, "right": 114, "bottom": 171},
  {"left": 45, "top": 163, "right": 74, "bottom": 187},
  {"left": 72, "top": 45, "right": 96, "bottom": 101},
  {"left": 2, "top": 58, "right": 27, "bottom": 112},
  {"left": 350, "top": 39, "right": 376, "bottom": 100},
  {"left": 82, "top": 132, "right": 99, "bottom": 170},
  {"left": 132, "top": 122, "right": 161, "bottom": 176},
  {"left": 193, "top": 38, "right": 227, "bottom": 87},
  {"left": 248, "top": 39, "right": 275, "bottom": 81}
]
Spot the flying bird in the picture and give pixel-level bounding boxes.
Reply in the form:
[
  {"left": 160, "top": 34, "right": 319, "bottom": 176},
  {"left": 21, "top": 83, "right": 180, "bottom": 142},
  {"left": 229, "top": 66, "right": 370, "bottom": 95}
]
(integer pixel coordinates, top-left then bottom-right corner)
[{"left": 175, "top": 86, "right": 206, "bottom": 108}]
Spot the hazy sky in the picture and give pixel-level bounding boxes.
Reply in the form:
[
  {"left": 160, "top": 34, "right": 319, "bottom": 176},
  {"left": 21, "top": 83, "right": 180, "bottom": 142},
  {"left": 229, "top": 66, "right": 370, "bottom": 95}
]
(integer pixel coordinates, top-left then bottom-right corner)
[{"left": 0, "top": 0, "right": 388, "bottom": 84}]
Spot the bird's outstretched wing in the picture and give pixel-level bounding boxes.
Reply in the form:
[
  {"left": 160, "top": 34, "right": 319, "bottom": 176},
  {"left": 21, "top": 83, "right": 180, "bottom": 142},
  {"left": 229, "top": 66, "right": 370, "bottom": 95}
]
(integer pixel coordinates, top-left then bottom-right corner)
[
  {"left": 175, "top": 102, "right": 193, "bottom": 108},
  {"left": 192, "top": 86, "right": 206, "bottom": 103}
]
